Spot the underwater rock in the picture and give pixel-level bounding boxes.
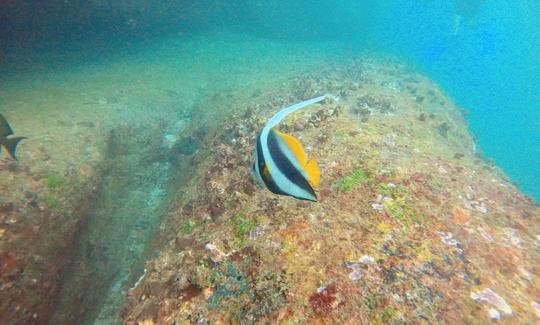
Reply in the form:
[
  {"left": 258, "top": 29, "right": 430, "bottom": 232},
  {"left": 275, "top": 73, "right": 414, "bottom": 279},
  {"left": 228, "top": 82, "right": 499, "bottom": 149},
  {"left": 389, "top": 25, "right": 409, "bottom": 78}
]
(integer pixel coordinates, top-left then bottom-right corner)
[
  {"left": 249, "top": 225, "right": 265, "bottom": 239},
  {"left": 359, "top": 255, "right": 375, "bottom": 265},
  {"left": 115, "top": 59, "right": 540, "bottom": 324},
  {"left": 381, "top": 80, "right": 404, "bottom": 92},
  {"left": 309, "top": 284, "right": 344, "bottom": 315},
  {"left": 465, "top": 197, "right": 489, "bottom": 214},
  {"left": 205, "top": 243, "right": 228, "bottom": 265},
  {"left": 372, "top": 203, "right": 385, "bottom": 210},
  {"left": 471, "top": 288, "right": 513, "bottom": 316},
  {"left": 346, "top": 263, "right": 366, "bottom": 281},
  {"left": 437, "top": 231, "right": 463, "bottom": 254},
  {"left": 252, "top": 88, "right": 263, "bottom": 97},
  {"left": 502, "top": 228, "right": 523, "bottom": 248},
  {"left": 353, "top": 94, "right": 394, "bottom": 115},
  {"left": 489, "top": 308, "right": 501, "bottom": 320},
  {"left": 532, "top": 301, "right": 540, "bottom": 317},
  {"left": 436, "top": 122, "right": 450, "bottom": 138},
  {"left": 97, "top": 96, "right": 119, "bottom": 105},
  {"left": 347, "top": 255, "right": 376, "bottom": 281},
  {"left": 173, "top": 136, "right": 200, "bottom": 155},
  {"left": 162, "top": 134, "right": 178, "bottom": 149},
  {"left": 437, "top": 232, "right": 457, "bottom": 246},
  {"left": 534, "top": 236, "right": 540, "bottom": 250},
  {"left": 518, "top": 268, "right": 532, "bottom": 282},
  {"left": 477, "top": 226, "right": 495, "bottom": 243},
  {"left": 452, "top": 208, "right": 471, "bottom": 225}
]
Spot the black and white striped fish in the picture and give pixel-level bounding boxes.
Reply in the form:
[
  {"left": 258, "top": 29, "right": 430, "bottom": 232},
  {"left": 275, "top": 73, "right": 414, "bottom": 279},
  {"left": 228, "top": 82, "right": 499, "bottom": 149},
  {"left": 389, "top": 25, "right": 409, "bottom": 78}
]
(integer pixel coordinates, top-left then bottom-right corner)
[{"left": 252, "top": 95, "right": 326, "bottom": 202}]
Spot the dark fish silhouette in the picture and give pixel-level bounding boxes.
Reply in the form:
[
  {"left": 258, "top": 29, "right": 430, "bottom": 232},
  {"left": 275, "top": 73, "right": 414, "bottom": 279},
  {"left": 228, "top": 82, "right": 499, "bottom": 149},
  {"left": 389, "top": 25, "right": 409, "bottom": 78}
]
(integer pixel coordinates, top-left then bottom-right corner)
[{"left": 0, "top": 113, "right": 26, "bottom": 160}]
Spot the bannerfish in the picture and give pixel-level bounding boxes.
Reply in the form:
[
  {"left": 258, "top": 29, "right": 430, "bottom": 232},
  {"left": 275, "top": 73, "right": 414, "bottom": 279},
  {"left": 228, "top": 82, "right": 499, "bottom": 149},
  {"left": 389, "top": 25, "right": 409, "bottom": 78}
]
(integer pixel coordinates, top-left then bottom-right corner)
[
  {"left": 0, "top": 113, "right": 27, "bottom": 160},
  {"left": 252, "top": 95, "right": 326, "bottom": 202}
]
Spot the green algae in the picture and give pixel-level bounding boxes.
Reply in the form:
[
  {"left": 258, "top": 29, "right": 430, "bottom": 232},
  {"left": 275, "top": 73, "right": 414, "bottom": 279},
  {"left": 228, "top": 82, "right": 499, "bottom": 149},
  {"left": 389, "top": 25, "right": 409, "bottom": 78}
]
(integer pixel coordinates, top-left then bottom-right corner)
[
  {"left": 230, "top": 213, "right": 257, "bottom": 239},
  {"left": 336, "top": 168, "right": 370, "bottom": 192},
  {"left": 45, "top": 174, "right": 66, "bottom": 190},
  {"left": 377, "top": 183, "right": 394, "bottom": 196},
  {"left": 364, "top": 293, "right": 399, "bottom": 324},
  {"left": 182, "top": 219, "right": 196, "bottom": 235},
  {"left": 334, "top": 131, "right": 347, "bottom": 141},
  {"left": 365, "top": 293, "right": 385, "bottom": 311},
  {"left": 380, "top": 306, "right": 398, "bottom": 323},
  {"left": 387, "top": 196, "right": 424, "bottom": 228},
  {"left": 43, "top": 194, "right": 63, "bottom": 213},
  {"left": 377, "top": 183, "right": 425, "bottom": 228}
]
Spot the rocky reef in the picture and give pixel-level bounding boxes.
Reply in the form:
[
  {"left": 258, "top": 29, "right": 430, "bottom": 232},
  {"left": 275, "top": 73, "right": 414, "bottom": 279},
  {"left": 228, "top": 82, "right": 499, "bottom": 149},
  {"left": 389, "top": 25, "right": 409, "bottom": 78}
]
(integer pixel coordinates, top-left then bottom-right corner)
[
  {"left": 121, "top": 59, "right": 540, "bottom": 324},
  {"left": 0, "top": 91, "right": 193, "bottom": 324},
  {"left": 1, "top": 56, "right": 539, "bottom": 324},
  {"left": 0, "top": 108, "right": 107, "bottom": 323}
]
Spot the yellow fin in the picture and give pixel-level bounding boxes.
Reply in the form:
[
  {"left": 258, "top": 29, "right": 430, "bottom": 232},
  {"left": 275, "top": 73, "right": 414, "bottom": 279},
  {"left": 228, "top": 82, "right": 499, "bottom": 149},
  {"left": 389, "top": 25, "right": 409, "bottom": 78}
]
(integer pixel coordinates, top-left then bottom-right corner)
[
  {"left": 275, "top": 129, "right": 307, "bottom": 165},
  {"left": 275, "top": 129, "right": 321, "bottom": 187},
  {"left": 305, "top": 158, "right": 321, "bottom": 187}
]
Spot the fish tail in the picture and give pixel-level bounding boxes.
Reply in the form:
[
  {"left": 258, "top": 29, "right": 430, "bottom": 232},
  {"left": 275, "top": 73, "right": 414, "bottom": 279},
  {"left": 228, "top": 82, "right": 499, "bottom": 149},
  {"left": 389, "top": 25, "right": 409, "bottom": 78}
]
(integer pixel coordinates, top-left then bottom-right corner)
[
  {"left": 3, "top": 137, "right": 26, "bottom": 160},
  {"left": 263, "top": 95, "right": 327, "bottom": 131}
]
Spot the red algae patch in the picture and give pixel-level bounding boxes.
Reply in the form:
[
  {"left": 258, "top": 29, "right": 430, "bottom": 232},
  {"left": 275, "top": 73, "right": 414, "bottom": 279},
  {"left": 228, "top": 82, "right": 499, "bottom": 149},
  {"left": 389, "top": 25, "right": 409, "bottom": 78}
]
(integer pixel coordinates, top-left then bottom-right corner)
[{"left": 309, "top": 284, "right": 345, "bottom": 315}]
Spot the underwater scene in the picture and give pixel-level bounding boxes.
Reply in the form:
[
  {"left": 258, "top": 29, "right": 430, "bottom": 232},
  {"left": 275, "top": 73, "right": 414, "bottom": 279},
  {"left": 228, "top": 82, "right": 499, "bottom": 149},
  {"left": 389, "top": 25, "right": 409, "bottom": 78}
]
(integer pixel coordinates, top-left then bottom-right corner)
[{"left": 0, "top": 1, "right": 539, "bottom": 324}]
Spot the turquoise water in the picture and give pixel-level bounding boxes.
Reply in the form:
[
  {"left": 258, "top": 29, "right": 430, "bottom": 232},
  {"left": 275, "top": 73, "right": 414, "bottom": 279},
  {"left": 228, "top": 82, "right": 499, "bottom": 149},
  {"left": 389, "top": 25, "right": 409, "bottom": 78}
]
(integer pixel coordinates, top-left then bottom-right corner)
[
  {"left": 237, "top": 1, "right": 540, "bottom": 199},
  {"left": 3, "top": 1, "right": 538, "bottom": 199},
  {"left": 372, "top": 1, "right": 540, "bottom": 200},
  {"left": 1, "top": 1, "right": 539, "bottom": 324}
]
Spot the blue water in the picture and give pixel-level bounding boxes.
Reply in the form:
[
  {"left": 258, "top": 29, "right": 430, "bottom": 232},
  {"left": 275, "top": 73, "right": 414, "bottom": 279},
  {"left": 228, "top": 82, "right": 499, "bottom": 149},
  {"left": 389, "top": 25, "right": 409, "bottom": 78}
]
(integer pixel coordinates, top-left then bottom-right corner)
[
  {"left": 372, "top": 1, "right": 540, "bottom": 200},
  {"left": 235, "top": 0, "right": 540, "bottom": 200}
]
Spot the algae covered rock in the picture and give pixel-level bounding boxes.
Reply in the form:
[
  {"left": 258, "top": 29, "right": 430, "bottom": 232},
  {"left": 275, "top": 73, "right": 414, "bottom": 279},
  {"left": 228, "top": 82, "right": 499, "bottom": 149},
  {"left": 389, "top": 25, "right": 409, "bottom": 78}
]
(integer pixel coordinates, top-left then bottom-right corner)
[{"left": 121, "top": 58, "right": 540, "bottom": 324}]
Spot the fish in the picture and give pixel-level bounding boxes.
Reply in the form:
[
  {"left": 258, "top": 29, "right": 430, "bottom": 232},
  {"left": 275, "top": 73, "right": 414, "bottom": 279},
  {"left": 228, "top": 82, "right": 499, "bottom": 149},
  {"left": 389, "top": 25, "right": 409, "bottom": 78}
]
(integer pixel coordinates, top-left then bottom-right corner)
[
  {"left": 0, "top": 113, "right": 27, "bottom": 160},
  {"left": 252, "top": 95, "right": 326, "bottom": 201}
]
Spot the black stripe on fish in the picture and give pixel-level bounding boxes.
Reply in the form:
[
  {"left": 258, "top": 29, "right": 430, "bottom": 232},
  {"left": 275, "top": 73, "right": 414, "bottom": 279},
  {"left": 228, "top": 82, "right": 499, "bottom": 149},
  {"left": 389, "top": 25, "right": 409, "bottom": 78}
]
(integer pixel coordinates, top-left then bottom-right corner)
[
  {"left": 251, "top": 160, "right": 258, "bottom": 179},
  {"left": 256, "top": 132, "right": 286, "bottom": 195},
  {"left": 267, "top": 129, "right": 317, "bottom": 201}
]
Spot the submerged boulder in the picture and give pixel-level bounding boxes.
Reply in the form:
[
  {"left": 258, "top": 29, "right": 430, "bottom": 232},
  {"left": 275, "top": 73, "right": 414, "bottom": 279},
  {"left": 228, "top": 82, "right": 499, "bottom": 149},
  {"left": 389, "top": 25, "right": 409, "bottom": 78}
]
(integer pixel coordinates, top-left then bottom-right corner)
[
  {"left": 122, "top": 59, "right": 540, "bottom": 324},
  {"left": 173, "top": 136, "right": 201, "bottom": 156}
]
